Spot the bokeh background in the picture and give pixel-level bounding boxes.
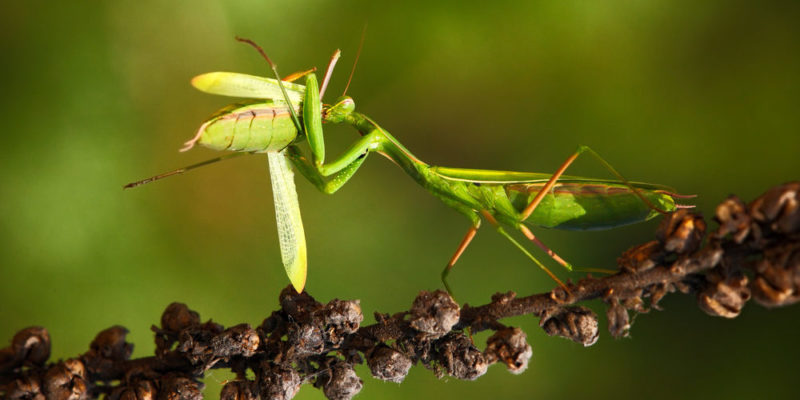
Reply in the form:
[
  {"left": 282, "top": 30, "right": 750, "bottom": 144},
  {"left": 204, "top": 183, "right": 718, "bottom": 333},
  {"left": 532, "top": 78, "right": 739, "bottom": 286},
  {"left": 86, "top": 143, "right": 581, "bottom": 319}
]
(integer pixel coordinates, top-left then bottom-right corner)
[{"left": 2, "top": 1, "right": 799, "bottom": 399}]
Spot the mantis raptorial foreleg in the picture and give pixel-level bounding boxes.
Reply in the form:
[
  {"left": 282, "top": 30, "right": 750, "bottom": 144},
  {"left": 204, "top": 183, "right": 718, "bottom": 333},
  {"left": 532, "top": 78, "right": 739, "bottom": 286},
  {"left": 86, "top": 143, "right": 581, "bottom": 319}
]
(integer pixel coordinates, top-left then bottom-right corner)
[
  {"left": 285, "top": 145, "right": 368, "bottom": 194},
  {"left": 289, "top": 71, "right": 382, "bottom": 193}
]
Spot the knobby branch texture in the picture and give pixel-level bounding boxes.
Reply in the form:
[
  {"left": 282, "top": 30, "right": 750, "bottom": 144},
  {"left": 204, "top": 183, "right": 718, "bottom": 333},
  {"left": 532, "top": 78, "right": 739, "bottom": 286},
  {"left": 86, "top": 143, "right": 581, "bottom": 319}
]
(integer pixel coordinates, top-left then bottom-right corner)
[{"left": 2, "top": 183, "right": 799, "bottom": 400}]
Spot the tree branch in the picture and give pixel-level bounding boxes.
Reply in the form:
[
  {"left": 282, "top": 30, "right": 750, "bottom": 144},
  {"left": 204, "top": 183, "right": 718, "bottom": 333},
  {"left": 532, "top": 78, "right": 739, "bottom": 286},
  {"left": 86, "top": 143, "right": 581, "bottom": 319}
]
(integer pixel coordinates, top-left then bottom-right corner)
[{"left": 2, "top": 183, "right": 798, "bottom": 400}]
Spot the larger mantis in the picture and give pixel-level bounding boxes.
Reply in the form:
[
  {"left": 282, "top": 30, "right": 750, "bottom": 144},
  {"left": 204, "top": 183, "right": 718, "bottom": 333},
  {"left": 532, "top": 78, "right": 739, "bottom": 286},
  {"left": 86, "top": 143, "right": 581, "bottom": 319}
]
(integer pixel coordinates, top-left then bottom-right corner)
[{"left": 127, "top": 39, "right": 687, "bottom": 295}]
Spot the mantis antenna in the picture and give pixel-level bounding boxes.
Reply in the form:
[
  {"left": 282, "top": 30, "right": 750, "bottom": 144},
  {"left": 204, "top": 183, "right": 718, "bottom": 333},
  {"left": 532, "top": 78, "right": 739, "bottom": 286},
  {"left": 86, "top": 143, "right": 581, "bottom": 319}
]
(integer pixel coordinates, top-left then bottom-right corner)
[{"left": 342, "top": 24, "right": 367, "bottom": 97}]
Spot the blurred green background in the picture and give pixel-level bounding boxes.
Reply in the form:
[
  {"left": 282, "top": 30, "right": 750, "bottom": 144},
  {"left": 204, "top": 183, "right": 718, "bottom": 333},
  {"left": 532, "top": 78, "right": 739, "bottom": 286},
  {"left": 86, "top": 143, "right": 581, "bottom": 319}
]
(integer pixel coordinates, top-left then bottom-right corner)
[{"left": 1, "top": 1, "right": 798, "bottom": 399}]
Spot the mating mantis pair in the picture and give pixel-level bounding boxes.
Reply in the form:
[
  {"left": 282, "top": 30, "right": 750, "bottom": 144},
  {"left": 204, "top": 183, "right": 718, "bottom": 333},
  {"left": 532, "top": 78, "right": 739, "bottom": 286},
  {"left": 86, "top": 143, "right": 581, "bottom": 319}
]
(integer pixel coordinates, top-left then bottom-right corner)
[{"left": 127, "top": 38, "right": 687, "bottom": 295}]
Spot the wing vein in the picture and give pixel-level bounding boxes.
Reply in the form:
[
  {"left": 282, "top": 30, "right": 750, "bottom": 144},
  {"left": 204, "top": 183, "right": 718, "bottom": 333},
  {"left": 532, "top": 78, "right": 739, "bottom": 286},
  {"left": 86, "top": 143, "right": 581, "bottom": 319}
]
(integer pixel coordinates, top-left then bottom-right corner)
[{"left": 268, "top": 150, "right": 307, "bottom": 291}]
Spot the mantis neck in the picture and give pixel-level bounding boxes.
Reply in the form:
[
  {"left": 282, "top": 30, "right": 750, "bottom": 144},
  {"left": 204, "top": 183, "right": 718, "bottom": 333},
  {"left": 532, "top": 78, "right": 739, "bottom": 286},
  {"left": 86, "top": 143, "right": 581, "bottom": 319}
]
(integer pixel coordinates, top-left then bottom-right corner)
[{"left": 345, "top": 112, "right": 431, "bottom": 180}]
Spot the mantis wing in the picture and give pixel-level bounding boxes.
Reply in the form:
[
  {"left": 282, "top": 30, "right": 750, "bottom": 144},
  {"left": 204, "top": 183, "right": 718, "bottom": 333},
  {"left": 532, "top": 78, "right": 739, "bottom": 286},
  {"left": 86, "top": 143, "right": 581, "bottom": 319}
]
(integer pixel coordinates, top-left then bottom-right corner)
[
  {"left": 192, "top": 72, "right": 305, "bottom": 104},
  {"left": 267, "top": 150, "right": 307, "bottom": 292},
  {"left": 431, "top": 167, "right": 676, "bottom": 191}
]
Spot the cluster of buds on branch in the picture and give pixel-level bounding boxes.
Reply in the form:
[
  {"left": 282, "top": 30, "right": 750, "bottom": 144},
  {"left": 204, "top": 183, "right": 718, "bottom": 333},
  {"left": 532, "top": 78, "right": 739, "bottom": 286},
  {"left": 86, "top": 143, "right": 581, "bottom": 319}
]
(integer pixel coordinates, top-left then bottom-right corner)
[{"left": 1, "top": 182, "right": 798, "bottom": 400}]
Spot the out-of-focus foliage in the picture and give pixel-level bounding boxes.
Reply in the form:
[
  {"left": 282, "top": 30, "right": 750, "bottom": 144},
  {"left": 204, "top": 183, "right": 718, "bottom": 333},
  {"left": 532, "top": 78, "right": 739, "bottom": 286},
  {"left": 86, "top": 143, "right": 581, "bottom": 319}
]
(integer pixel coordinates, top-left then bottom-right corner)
[{"left": 1, "top": 1, "right": 798, "bottom": 399}]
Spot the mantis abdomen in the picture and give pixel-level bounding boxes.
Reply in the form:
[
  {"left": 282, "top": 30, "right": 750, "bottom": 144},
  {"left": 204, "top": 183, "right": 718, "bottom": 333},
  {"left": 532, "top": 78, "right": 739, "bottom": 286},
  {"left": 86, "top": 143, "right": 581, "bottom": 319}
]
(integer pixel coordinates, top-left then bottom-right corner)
[
  {"left": 507, "top": 183, "right": 676, "bottom": 230},
  {"left": 197, "top": 101, "right": 300, "bottom": 153}
]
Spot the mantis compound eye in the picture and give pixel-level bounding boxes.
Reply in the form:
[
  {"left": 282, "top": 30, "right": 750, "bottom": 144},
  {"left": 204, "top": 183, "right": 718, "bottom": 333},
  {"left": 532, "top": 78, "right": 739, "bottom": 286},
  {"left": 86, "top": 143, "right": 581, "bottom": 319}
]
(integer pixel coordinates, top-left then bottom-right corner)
[{"left": 326, "top": 97, "right": 355, "bottom": 123}]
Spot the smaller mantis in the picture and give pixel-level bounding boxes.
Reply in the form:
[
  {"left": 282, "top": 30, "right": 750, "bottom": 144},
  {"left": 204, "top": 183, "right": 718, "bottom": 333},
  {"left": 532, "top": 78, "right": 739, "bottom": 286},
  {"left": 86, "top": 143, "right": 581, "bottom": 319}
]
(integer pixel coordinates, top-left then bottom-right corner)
[{"left": 127, "top": 38, "right": 690, "bottom": 295}]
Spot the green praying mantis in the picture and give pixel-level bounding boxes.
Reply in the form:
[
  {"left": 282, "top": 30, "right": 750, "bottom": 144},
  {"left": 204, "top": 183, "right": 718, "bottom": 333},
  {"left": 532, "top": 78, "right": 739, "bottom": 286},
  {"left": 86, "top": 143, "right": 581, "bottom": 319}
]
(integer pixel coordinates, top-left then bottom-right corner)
[{"left": 126, "top": 38, "right": 691, "bottom": 295}]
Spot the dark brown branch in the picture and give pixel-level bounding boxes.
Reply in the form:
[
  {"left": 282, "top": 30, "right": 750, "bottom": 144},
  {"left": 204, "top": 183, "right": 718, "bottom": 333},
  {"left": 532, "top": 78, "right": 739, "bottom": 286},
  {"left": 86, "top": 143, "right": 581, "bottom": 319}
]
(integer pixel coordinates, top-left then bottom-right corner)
[{"left": 2, "top": 183, "right": 798, "bottom": 400}]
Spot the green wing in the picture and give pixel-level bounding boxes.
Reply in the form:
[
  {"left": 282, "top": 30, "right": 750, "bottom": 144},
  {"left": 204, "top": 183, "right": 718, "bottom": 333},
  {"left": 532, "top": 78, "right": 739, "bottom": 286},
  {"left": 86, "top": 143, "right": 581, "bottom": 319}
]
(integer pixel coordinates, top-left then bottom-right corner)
[
  {"left": 267, "top": 150, "right": 307, "bottom": 292},
  {"left": 430, "top": 166, "right": 676, "bottom": 192},
  {"left": 192, "top": 72, "right": 306, "bottom": 104}
]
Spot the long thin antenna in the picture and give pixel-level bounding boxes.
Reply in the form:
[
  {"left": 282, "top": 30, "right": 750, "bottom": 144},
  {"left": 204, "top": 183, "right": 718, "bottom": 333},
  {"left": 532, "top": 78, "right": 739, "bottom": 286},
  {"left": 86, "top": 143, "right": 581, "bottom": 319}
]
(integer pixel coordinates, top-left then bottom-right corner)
[
  {"left": 235, "top": 36, "right": 303, "bottom": 135},
  {"left": 342, "top": 24, "right": 367, "bottom": 97},
  {"left": 123, "top": 152, "right": 250, "bottom": 189}
]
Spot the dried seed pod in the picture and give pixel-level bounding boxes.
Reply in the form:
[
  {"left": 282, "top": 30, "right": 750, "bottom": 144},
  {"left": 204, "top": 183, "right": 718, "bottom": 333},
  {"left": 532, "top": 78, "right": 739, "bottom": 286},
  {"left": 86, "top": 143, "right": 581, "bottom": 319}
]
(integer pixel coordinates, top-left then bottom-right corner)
[
  {"left": 697, "top": 270, "right": 751, "bottom": 318},
  {"left": 158, "top": 374, "right": 202, "bottom": 400},
  {"left": 84, "top": 326, "right": 133, "bottom": 377},
  {"left": 714, "top": 195, "right": 751, "bottom": 243},
  {"left": 160, "top": 303, "right": 201, "bottom": 333},
  {"left": 606, "top": 300, "right": 631, "bottom": 339},
  {"left": 366, "top": 345, "right": 412, "bottom": 383},
  {"left": 258, "top": 362, "right": 301, "bottom": 400},
  {"left": 320, "top": 299, "right": 363, "bottom": 346},
  {"left": 10, "top": 326, "right": 50, "bottom": 368},
  {"left": 618, "top": 240, "right": 663, "bottom": 273},
  {"left": 649, "top": 283, "right": 673, "bottom": 309},
  {"left": 752, "top": 242, "right": 800, "bottom": 307},
  {"left": 409, "top": 290, "right": 460, "bottom": 338},
  {"left": 0, "top": 346, "right": 16, "bottom": 373},
  {"left": 657, "top": 210, "right": 706, "bottom": 254},
  {"left": 112, "top": 380, "right": 156, "bottom": 400},
  {"left": 89, "top": 326, "right": 132, "bottom": 361},
  {"left": 220, "top": 380, "right": 258, "bottom": 400},
  {"left": 43, "top": 358, "right": 88, "bottom": 400},
  {"left": 173, "top": 321, "right": 225, "bottom": 366},
  {"left": 279, "top": 286, "right": 323, "bottom": 322},
  {"left": 539, "top": 306, "right": 599, "bottom": 346},
  {"left": 211, "top": 324, "right": 260, "bottom": 359},
  {"left": 750, "top": 182, "right": 800, "bottom": 236},
  {"left": 435, "top": 332, "right": 488, "bottom": 380},
  {"left": 321, "top": 362, "right": 363, "bottom": 400},
  {"left": 7, "top": 375, "right": 44, "bottom": 400},
  {"left": 484, "top": 327, "right": 532, "bottom": 374},
  {"left": 287, "top": 323, "right": 325, "bottom": 357}
]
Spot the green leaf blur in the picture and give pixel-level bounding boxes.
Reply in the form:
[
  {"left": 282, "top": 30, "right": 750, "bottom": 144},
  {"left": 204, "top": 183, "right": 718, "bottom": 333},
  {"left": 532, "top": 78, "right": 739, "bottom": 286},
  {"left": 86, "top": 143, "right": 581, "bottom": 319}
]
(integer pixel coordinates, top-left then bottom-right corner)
[{"left": 1, "top": 1, "right": 798, "bottom": 399}]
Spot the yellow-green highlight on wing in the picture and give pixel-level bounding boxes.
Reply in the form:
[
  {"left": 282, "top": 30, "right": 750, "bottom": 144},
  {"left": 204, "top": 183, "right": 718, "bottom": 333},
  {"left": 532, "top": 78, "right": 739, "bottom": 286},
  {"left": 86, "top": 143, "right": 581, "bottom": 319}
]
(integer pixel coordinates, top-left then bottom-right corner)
[{"left": 191, "top": 72, "right": 305, "bottom": 104}]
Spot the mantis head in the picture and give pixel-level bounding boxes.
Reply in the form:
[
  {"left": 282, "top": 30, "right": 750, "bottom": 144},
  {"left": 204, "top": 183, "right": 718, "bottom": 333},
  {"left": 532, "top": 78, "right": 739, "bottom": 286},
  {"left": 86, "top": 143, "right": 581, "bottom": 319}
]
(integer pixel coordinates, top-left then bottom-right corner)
[{"left": 324, "top": 96, "right": 355, "bottom": 123}]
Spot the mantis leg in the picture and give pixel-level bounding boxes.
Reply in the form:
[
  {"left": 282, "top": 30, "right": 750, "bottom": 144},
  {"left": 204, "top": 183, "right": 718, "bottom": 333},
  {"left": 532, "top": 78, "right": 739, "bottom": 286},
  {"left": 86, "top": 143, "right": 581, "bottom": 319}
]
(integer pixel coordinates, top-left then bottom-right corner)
[
  {"left": 520, "top": 145, "right": 669, "bottom": 221},
  {"left": 440, "top": 205, "right": 481, "bottom": 297},
  {"left": 302, "top": 73, "right": 326, "bottom": 166},
  {"left": 518, "top": 225, "right": 572, "bottom": 271},
  {"left": 285, "top": 145, "right": 368, "bottom": 194},
  {"left": 282, "top": 67, "right": 316, "bottom": 83},
  {"left": 301, "top": 72, "right": 383, "bottom": 177},
  {"left": 481, "top": 211, "right": 569, "bottom": 292},
  {"left": 290, "top": 72, "right": 382, "bottom": 193}
]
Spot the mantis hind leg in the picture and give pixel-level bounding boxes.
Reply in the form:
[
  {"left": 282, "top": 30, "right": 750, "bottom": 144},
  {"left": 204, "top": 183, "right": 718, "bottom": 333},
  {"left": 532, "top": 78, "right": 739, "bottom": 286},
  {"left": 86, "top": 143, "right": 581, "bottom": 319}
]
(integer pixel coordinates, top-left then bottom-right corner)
[
  {"left": 440, "top": 203, "right": 481, "bottom": 298},
  {"left": 518, "top": 224, "right": 572, "bottom": 271},
  {"left": 520, "top": 145, "right": 670, "bottom": 221},
  {"left": 441, "top": 222, "right": 481, "bottom": 298}
]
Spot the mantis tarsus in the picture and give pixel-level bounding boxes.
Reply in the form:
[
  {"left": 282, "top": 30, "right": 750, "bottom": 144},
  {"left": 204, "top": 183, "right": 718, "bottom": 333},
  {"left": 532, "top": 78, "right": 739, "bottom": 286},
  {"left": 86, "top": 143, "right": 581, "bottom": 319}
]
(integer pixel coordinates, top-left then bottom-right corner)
[{"left": 126, "top": 38, "right": 690, "bottom": 295}]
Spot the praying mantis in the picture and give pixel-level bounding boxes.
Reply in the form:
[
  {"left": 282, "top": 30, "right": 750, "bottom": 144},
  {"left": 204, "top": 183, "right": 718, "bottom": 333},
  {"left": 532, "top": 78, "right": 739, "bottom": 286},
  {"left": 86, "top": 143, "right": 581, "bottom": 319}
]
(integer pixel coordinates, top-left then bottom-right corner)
[{"left": 126, "top": 38, "right": 689, "bottom": 295}]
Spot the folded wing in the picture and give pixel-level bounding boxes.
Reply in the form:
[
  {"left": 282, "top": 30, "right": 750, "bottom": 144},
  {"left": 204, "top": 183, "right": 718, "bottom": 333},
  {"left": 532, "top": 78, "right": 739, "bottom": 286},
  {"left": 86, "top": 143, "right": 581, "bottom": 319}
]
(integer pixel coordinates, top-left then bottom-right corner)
[
  {"left": 192, "top": 72, "right": 305, "bottom": 104},
  {"left": 267, "top": 150, "right": 307, "bottom": 292}
]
